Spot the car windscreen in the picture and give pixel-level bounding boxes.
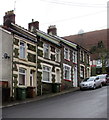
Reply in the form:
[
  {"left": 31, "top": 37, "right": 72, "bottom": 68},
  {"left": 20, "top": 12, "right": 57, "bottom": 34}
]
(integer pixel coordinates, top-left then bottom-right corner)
[
  {"left": 87, "top": 77, "right": 95, "bottom": 81},
  {"left": 83, "top": 78, "right": 89, "bottom": 81},
  {"left": 98, "top": 75, "right": 106, "bottom": 79}
]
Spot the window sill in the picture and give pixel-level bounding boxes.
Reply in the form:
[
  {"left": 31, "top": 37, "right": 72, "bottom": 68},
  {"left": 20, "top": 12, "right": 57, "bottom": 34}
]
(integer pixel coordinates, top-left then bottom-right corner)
[
  {"left": 19, "top": 58, "right": 27, "bottom": 61},
  {"left": 64, "top": 59, "right": 70, "bottom": 62},
  {"left": 42, "top": 80, "right": 52, "bottom": 83},
  {"left": 18, "top": 85, "right": 27, "bottom": 88},
  {"left": 64, "top": 79, "right": 72, "bottom": 82},
  {"left": 73, "top": 62, "right": 77, "bottom": 65}
]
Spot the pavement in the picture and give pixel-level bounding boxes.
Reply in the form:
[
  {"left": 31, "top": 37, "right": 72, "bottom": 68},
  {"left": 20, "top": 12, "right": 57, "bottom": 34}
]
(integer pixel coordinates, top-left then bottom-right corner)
[{"left": 1, "top": 87, "right": 80, "bottom": 108}]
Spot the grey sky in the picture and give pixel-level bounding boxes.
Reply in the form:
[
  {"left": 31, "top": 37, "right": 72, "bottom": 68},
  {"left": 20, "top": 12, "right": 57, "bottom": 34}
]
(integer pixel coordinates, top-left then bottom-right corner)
[{"left": 1, "top": 0, "right": 108, "bottom": 36}]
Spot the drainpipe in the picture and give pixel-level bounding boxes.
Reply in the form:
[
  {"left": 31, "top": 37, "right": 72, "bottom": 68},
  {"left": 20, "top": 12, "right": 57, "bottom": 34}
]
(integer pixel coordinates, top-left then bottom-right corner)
[{"left": 12, "top": 33, "right": 14, "bottom": 99}]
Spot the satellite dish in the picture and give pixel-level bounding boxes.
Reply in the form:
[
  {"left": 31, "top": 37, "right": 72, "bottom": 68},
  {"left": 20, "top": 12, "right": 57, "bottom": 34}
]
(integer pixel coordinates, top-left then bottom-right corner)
[
  {"left": 4, "top": 53, "right": 10, "bottom": 59},
  {"left": 78, "top": 29, "right": 84, "bottom": 35}
]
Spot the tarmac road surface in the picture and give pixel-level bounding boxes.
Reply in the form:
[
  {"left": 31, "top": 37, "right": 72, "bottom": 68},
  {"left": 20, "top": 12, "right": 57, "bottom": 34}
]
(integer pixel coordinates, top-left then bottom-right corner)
[{"left": 2, "top": 86, "right": 108, "bottom": 118}]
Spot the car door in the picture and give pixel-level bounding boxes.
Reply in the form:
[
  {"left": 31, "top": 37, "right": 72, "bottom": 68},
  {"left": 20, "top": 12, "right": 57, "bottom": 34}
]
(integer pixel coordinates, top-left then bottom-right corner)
[{"left": 95, "top": 77, "right": 101, "bottom": 87}]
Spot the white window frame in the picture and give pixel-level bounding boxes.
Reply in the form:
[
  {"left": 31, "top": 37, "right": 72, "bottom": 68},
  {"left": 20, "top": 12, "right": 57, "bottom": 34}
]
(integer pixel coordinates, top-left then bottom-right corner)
[
  {"left": 63, "top": 64, "right": 71, "bottom": 81},
  {"left": 80, "top": 50, "right": 84, "bottom": 62},
  {"left": 80, "top": 65, "right": 85, "bottom": 79},
  {"left": 19, "top": 67, "right": 26, "bottom": 86},
  {"left": 42, "top": 65, "right": 51, "bottom": 83},
  {"left": 72, "top": 51, "right": 77, "bottom": 63},
  {"left": 64, "top": 47, "right": 70, "bottom": 60},
  {"left": 19, "top": 41, "right": 26, "bottom": 59},
  {"left": 43, "top": 43, "right": 50, "bottom": 59},
  {"left": 55, "top": 48, "right": 60, "bottom": 62}
]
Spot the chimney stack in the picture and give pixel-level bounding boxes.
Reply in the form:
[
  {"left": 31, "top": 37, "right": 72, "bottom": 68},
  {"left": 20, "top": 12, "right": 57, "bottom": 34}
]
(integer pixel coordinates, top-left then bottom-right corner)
[
  {"left": 47, "top": 25, "right": 57, "bottom": 35},
  {"left": 3, "top": 10, "right": 15, "bottom": 27},
  {"left": 28, "top": 20, "right": 39, "bottom": 33}
]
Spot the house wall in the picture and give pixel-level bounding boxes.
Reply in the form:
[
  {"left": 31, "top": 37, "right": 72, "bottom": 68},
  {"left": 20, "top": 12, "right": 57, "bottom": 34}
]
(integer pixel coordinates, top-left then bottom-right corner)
[
  {"left": 77, "top": 46, "right": 91, "bottom": 85},
  {"left": 12, "top": 35, "right": 37, "bottom": 97},
  {"left": 61, "top": 43, "right": 78, "bottom": 90},
  {"left": 0, "top": 27, "right": 13, "bottom": 95},
  {"left": 37, "top": 36, "right": 61, "bottom": 95}
]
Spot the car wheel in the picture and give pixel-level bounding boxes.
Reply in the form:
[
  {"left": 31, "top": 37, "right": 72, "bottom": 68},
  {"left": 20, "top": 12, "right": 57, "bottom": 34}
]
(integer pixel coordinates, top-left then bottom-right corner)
[
  {"left": 80, "top": 87, "right": 83, "bottom": 91},
  {"left": 93, "top": 84, "right": 96, "bottom": 90},
  {"left": 99, "top": 83, "right": 102, "bottom": 88}
]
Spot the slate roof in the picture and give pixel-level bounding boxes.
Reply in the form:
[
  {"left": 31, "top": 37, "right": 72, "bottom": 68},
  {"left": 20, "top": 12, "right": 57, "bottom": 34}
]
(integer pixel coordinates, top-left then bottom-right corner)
[{"left": 63, "top": 29, "right": 108, "bottom": 60}]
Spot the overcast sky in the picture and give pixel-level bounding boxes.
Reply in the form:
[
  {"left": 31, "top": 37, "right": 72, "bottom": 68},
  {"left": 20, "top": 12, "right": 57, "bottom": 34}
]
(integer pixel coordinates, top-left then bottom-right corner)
[{"left": 0, "top": 0, "right": 108, "bottom": 36}]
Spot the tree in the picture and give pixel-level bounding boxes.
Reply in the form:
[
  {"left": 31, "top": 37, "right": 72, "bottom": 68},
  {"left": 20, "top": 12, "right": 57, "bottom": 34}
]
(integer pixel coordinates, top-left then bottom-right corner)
[{"left": 90, "top": 41, "right": 108, "bottom": 74}]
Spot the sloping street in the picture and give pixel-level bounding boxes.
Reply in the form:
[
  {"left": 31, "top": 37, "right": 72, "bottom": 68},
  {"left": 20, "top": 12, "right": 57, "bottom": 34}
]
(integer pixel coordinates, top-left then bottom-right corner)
[{"left": 2, "top": 86, "right": 107, "bottom": 118}]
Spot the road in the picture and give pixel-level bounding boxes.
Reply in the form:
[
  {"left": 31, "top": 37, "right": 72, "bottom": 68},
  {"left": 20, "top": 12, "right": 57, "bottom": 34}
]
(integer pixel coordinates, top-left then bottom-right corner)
[{"left": 2, "top": 86, "right": 108, "bottom": 118}]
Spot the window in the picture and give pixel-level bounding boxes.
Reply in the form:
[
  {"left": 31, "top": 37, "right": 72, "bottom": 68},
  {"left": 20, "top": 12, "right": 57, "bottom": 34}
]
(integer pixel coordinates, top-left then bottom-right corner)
[
  {"left": 44, "top": 43, "right": 49, "bottom": 59},
  {"left": 72, "top": 51, "right": 77, "bottom": 63},
  {"left": 80, "top": 51, "right": 84, "bottom": 62},
  {"left": 20, "top": 41, "right": 26, "bottom": 59},
  {"left": 56, "top": 49, "right": 60, "bottom": 62},
  {"left": 63, "top": 64, "right": 71, "bottom": 80},
  {"left": 64, "top": 48, "right": 70, "bottom": 60},
  {"left": 80, "top": 66, "right": 85, "bottom": 79},
  {"left": 19, "top": 68, "right": 26, "bottom": 85},
  {"left": 86, "top": 55, "right": 90, "bottom": 64},
  {"left": 30, "top": 70, "right": 34, "bottom": 86},
  {"left": 43, "top": 65, "right": 51, "bottom": 82}
]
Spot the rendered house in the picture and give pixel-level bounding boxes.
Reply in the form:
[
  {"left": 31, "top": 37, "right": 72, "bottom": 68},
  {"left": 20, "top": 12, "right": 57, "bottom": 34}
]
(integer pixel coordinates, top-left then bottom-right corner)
[
  {"left": 0, "top": 26, "right": 13, "bottom": 98},
  {"left": 2, "top": 11, "right": 37, "bottom": 99}
]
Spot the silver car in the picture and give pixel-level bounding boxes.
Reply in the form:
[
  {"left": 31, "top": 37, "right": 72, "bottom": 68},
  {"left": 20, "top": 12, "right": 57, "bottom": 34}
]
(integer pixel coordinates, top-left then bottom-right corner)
[
  {"left": 80, "top": 76, "right": 102, "bottom": 90},
  {"left": 97, "top": 74, "right": 108, "bottom": 85}
]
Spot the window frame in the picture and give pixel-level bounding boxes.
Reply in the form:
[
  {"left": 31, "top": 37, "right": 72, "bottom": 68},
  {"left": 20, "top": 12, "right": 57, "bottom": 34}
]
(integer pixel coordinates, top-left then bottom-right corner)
[
  {"left": 19, "top": 67, "right": 26, "bottom": 86},
  {"left": 42, "top": 65, "right": 51, "bottom": 83},
  {"left": 80, "top": 65, "right": 85, "bottom": 79},
  {"left": 63, "top": 64, "right": 71, "bottom": 81},
  {"left": 43, "top": 43, "right": 50, "bottom": 59},
  {"left": 19, "top": 41, "right": 26, "bottom": 59},
  {"left": 64, "top": 47, "right": 70, "bottom": 61},
  {"left": 55, "top": 48, "right": 60, "bottom": 62},
  {"left": 72, "top": 51, "right": 77, "bottom": 63}
]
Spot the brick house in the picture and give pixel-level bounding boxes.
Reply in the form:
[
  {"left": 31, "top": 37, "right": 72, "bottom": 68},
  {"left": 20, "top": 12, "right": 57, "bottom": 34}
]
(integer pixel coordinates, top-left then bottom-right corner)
[
  {"left": 28, "top": 22, "right": 62, "bottom": 95},
  {"left": 63, "top": 29, "right": 109, "bottom": 74},
  {"left": 77, "top": 45, "right": 91, "bottom": 85},
  {"left": 48, "top": 26, "right": 90, "bottom": 88},
  {"left": 2, "top": 10, "right": 37, "bottom": 99}
]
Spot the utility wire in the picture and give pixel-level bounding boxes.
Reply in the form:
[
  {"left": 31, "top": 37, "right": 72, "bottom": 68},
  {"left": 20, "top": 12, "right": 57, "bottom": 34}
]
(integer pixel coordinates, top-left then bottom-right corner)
[
  {"left": 41, "top": 10, "right": 106, "bottom": 25},
  {"left": 40, "top": 0, "right": 107, "bottom": 8}
]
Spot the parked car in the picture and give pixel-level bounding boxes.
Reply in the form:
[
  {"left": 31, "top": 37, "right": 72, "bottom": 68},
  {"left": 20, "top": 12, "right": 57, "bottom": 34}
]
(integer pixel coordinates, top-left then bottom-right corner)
[
  {"left": 97, "top": 74, "right": 108, "bottom": 85},
  {"left": 80, "top": 76, "right": 102, "bottom": 90}
]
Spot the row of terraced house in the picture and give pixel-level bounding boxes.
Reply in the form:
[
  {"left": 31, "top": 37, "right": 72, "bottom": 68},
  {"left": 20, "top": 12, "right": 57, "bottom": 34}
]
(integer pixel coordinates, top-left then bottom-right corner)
[{"left": 0, "top": 10, "right": 91, "bottom": 100}]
